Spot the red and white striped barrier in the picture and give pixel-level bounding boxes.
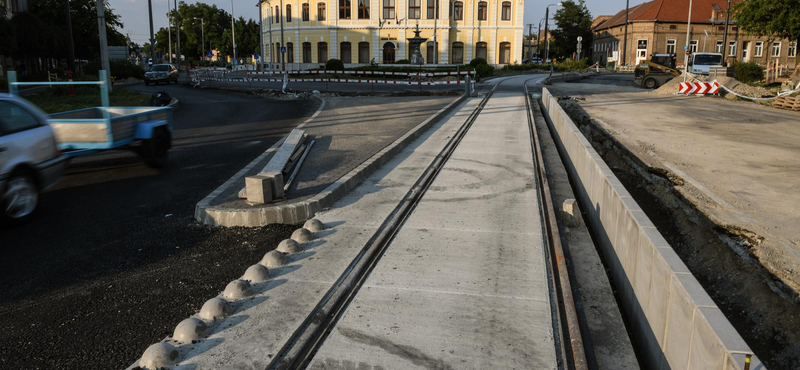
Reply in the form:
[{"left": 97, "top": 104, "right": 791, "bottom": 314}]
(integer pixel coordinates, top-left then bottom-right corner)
[
  {"left": 678, "top": 82, "right": 719, "bottom": 95},
  {"left": 245, "top": 70, "right": 473, "bottom": 77},
  {"left": 193, "top": 76, "right": 465, "bottom": 86}
]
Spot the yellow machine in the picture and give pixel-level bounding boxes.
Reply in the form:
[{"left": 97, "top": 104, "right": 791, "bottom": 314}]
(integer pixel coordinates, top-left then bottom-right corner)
[{"left": 634, "top": 53, "right": 680, "bottom": 88}]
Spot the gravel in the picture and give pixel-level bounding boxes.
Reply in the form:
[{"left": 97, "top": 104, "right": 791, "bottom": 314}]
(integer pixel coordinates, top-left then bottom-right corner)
[{"left": 653, "top": 75, "right": 774, "bottom": 98}]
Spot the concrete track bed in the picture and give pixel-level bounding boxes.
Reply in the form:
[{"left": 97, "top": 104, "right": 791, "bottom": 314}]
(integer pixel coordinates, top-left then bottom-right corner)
[{"left": 552, "top": 95, "right": 800, "bottom": 369}]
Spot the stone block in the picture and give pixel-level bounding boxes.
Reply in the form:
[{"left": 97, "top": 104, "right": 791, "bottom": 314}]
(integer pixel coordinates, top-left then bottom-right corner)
[
  {"left": 245, "top": 175, "right": 274, "bottom": 204},
  {"left": 688, "top": 307, "right": 728, "bottom": 370},
  {"left": 663, "top": 274, "right": 697, "bottom": 370},
  {"left": 561, "top": 199, "right": 582, "bottom": 227}
]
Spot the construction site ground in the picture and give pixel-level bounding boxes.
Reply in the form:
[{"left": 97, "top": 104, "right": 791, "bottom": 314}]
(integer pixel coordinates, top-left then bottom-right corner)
[{"left": 548, "top": 75, "right": 800, "bottom": 367}]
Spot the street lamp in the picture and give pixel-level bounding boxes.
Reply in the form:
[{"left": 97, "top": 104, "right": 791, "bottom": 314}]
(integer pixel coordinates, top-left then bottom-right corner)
[
  {"left": 231, "top": 0, "right": 237, "bottom": 67},
  {"left": 544, "top": 2, "right": 562, "bottom": 61},
  {"left": 194, "top": 17, "right": 205, "bottom": 61}
]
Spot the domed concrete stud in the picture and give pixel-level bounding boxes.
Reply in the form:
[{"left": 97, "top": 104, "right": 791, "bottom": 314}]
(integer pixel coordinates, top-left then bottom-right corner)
[
  {"left": 291, "top": 228, "right": 313, "bottom": 243},
  {"left": 261, "top": 250, "right": 287, "bottom": 268},
  {"left": 140, "top": 342, "right": 179, "bottom": 370},
  {"left": 243, "top": 264, "right": 271, "bottom": 282},
  {"left": 199, "top": 297, "right": 233, "bottom": 321},
  {"left": 276, "top": 239, "right": 302, "bottom": 254},
  {"left": 303, "top": 218, "right": 324, "bottom": 232},
  {"left": 173, "top": 318, "right": 208, "bottom": 343},
  {"left": 223, "top": 279, "right": 254, "bottom": 300}
]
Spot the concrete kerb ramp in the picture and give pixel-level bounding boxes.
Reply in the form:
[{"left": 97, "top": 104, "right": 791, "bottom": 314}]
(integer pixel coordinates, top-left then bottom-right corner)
[
  {"left": 195, "top": 94, "right": 467, "bottom": 227},
  {"left": 540, "top": 88, "right": 763, "bottom": 370}
]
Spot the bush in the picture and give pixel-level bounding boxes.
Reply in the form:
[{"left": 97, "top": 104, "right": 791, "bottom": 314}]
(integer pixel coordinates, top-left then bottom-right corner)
[
  {"left": 84, "top": 60, "right": 145, "bottom": 80},
  {"left": 733, "top": 61, "right": 765, "bottom": 84},
  {"left": 555, "top": 59, "right": 588, "bottom": 72},
  {"left": 395, "top": 59, "right": 411, "bottom": 64},
  {"left": 325, "top": 58, "right": 345, "bottom": 70},
  {"left": 475, "top": 63, "right": 494, "bottom": 78},
  {"left": 469, "top": 58, "right": 488, "bottom": 68}
]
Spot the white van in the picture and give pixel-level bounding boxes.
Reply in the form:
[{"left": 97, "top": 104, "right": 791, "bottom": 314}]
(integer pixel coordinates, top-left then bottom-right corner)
[{"left": 689, "top": 52, "right": 724, "bottom": 75}]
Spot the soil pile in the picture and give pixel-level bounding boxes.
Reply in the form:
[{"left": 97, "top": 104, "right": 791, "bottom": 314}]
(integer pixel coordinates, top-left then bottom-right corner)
[{"left": 653, "top": 74, "right": 773, "bottom": 99}]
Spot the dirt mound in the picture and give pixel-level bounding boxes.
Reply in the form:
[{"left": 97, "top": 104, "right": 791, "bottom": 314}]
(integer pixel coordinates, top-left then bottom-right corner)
[{"left": 653, "top": 74, "right": 774, "bottom": 99}]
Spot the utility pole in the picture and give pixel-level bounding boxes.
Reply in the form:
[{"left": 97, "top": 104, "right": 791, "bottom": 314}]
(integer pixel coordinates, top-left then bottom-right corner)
[
  {"left": 684, "top": 0, "right": 693, "bottom": 82},
  {"left": 148, "top": 0, "right": 156, "bottom": 63},
  {"left": 432, "top": 0, "right": 438, "bottom": 64},
  {"left": 231, "top": 0, "right": 237, "bottom": 67},
  {"left": 527, "top": 24, "right": 533, "bottom": 59},
  {"left": 195, "top": 17, "right": 204, "bottom": 61},
  {"left": 96, "top": 0, "right": 112, "bottom": 91},
  {"left": 544, "top": 7, "right": 550, "bottom": 60},
  {"left": 258, "top": 1, "right": 266, "bottom": 72},
  {"left": 280, "top": 0, "right": 286, "bottom": 71},
  {"left": 267, "top": 3, "right": 274, "bottom": 73},
  {"left": 537, "top": 20, "right": 542, "bottom": 57},
  {"left": 167, "top": 0, "right": 172, "bottom": 63},
  {"left": 722, "top": 0, "right": 731, "bottom": 64},
  {"left": 64, "top": 0, "right": 76, "bottom": 74},
  {"left": 175, "top": 0, "right": 181, "bottom": 71},
  {"left": 622, "top": 0, "right": 629, "bottom": 66}
]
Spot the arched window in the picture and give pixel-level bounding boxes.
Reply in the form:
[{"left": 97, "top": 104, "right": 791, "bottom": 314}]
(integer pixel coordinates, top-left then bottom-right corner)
[
  {"left": 302, "top": 42, "right": 311, "bottom": 63},
  {"left": 358, "top": 0, "right": 370, "bottom": 19},
  {"left": 275, "top": 5, "right": 280, "bottom": 23},
  {"left": 318, "top": 42, "right": 328, "bottom": 62},
  {"left": 383, "top": 0, "right": 395, "bottom": 19},
  {"left": 501, "top": 1, "right": 511, "bottom": 20},
  {"left": 302, "top": 3, "right": 310, "bottom": 21},
  {"left": 358, "top": 41, "right": 370, "bottom": 63},
  {"left": 477, "top": 1, "right": 487, "bottom": 21},
  {"left": 499, "top": 41, "right": 511, "bottom": 64},
  {"left": 341, "top": 42, "right": 352, "bottom": 63},
  {"left": 339, "top": 0, "right": 351, "bottom": 19},
  {"left": 317, "top": 2, "right": 326, "bottom": 20},
  {"left": 476, "top": 42, "right": 487, "bottom": 60},
  {"left": 453, "top": 1, "right": 463, "bottom": 20},
  {"left": 452, "top": 42, "right": 464, "bottom": 64},
  {"left": 287, "top": 42, "right": 294, "bottom": 63},
  {"left": 426, "top": 0, "right": 438, "bottom": 19},
  {"left": 286, "top": 4, "right": 292, "bottom": 22},
  {"left": 408, "top": 0, "right": 421, "bottom": 19}
]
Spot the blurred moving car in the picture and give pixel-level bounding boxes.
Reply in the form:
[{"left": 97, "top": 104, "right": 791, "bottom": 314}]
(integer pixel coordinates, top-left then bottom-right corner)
[
  {"left": 522, "top": 57, "right": 543, "bottom": 64},
  {"left": 0, "top": 94, "right": 67, "bottom": 223},
  {"left": 144, "top": 64, "right": 179, "bottom": 86}
]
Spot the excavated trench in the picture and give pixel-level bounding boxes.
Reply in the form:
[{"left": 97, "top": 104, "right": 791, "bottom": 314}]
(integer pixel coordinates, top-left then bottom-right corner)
[{"left": 558, "top": 98, "right": 800, "bottom": 370}]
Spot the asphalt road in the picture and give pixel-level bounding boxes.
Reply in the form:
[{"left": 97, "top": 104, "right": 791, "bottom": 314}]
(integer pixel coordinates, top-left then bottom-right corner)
[
  {"left": 193, "top": 76, "right": 465, "bottom": 93},
  {"left": 0, "top": 84, "right": 318, "bottom": 369}
]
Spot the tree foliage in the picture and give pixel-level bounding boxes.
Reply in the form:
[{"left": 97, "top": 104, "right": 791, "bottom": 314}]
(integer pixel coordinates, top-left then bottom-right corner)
[
  {"left": 549, "top": 0, "right": 593, "bottom": 60},
  {"left": 732, "top": 0, "right": 800, "bottom": 44}
]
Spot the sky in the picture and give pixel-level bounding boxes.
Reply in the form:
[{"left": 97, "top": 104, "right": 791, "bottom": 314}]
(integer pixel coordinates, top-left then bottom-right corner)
[{"left": 113, "top": 0, "right": 653, "bottom": 45}]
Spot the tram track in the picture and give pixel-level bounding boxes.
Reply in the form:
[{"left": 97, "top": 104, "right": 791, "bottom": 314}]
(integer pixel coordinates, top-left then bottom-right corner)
[{"left": 266, "top": 76, "right": 591, "bottom": 370}]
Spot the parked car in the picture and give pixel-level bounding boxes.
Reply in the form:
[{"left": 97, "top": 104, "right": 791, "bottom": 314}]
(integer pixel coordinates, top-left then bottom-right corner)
[
  {"left": 523, "top": 57, "right": 543, "bottom": 64},
  {"left": 144, "top": 64, "right": 179, "bottom": 85},
  {"left": 0, "top": 94, "right": 68, "bottom": 223},
  {"left": 688, "top": 52, "right": 724, "bottom": 75}
]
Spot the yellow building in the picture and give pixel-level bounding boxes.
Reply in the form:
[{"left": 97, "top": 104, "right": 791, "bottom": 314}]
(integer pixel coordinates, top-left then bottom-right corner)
[{"left": 259, "top": 0, "right": 524, "bottom": 68}]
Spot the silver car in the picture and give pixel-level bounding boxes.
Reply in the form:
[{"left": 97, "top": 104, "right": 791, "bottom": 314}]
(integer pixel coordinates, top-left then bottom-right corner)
[
  {"left": 0, "top": 94, "right": 68, "bottom": 222},
  {"left": 144, "top": 64, "right": 179, "bottom": 85}
]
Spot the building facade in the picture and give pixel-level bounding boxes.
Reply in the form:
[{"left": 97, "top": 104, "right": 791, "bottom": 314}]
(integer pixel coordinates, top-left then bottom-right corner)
[
  {"left": 592, "top": 0, "right": 797, "bottom": 69},
  {"left": 259, "top": 0, "right": 524, "bottom": 69}
]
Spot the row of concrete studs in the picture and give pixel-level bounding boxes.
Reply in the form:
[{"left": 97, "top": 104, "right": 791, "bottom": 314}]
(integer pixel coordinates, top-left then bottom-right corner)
[{"left": 135, "top": 219, "right": 325, "bottom": 370}]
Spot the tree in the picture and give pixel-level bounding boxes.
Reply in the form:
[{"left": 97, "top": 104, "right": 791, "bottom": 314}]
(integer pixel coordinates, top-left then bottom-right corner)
[
  {"left": 0, "top": 6, "right": 16, "bottom": 58},
  {"left": 549, "top": 0, "right": 592, "bottom": 60},
  {"left": 733, "top": 0, "right": 800, "bottom": 65}
]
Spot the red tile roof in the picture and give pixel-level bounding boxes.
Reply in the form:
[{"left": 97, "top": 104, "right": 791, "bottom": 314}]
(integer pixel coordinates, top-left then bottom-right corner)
[{"left": 594, "top": 0, "right": 739, "bottom": 30}]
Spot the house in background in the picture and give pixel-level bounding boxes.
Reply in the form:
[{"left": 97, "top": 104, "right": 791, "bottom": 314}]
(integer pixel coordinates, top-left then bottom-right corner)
[{"left": 592, "top": 0, "right": 797, "bottom": 69}]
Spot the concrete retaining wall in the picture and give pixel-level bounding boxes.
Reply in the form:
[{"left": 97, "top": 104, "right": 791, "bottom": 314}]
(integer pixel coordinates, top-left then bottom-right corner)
[{"left": 541, "top": 88, "right": 763, "bottom": 370}]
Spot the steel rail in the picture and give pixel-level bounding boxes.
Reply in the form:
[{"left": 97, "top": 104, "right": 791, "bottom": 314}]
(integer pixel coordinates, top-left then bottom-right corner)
[
  {"left": 266, "top": 81, "right": 503, "bottom": 370},
  {"left": 524, "top": 80, "right": 589, "bottom": 370}
]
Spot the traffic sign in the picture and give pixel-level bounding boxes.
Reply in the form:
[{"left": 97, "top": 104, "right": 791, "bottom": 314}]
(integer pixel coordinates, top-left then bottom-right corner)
[
  {"left": 254, "top": 53, "right": 260, "bottom": 60},
  {"left": 281, "top": 46, "right": 287, "bottom": 54},
  {"left": 577, "top": 36, "right": 583, "bottom": 42},
  {"left": 207, "top": 50, "right": 212, "bottom": 57},
  {"left": 679, "top": 82, "right": 719, "bottom": 95},
  {"left": 685, "top": 49, "right": 691, "bottom": 56}
]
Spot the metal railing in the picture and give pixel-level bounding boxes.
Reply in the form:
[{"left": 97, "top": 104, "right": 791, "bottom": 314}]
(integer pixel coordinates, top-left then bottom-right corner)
[{"left": 7, "top": 70, "right": 111, "bottom": 107}]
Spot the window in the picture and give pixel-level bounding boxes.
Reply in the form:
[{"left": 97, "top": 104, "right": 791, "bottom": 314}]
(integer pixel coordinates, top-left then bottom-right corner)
[
  {"left": 772, "top": 42, "right": 781, "bottom": 57},
  {"left": 477, "top": 1, "right": 487, "bottom": 21},
  {"left": 341, "top": 42, "right": 352, "bottom": 63},
  {"left": 408, "top": 0, "right": 421, "bottom": 19},
  {"left": 286, "top": 4, "right": 292, "bottom": 22},
  {"left": 358, "top": 42, "right": 370, "bottom": 63},
  {"left": 275, "top": 5, "right": 280, "bottom": 23},
  {"left": 0, "top": 101, "right": 42, "bottom": 135},
  {"left": 669, "top": 25, "right": 677, "bottom": 30},
  {"left": 476, "top": 42, "right": 487, "bottom": 60},
  {"left": 383, "top": 0, "right": 395, "bottom": 19},
  {"left": 302, "top": 3, "right": 310, "bottom": 21},
  {"left": 426, "top": 42, "right": 437, "bottom": 64},
  {"left": 358, "top": 0, "right": 370, "bottom": 19},
  {"left": 318, "top": 2, "right": 326, "bottom": 20},
  {"left": 287, "top": 42, "right": 294, "bottom": 63},
  {"left": 690, "top": 40, "right": 698, "bottom": 53},
  {"left": 666, "top": 39, "right": 676, "bottom": 54},
  {"left": 755, "top": 41, "right": 763, "bottom": 57},
  {"left": 303, "top": 42, "right": 311, "bottom": 63},
  {"left": 499, "top": 41, "right": 511, "bottom": 64},
  {"left": 318, "top": 42, "right": 328, "bottom": 62},
  {"left": 728, "top": 41, "right": 736, "bottom": 56},
  {"left": 453, "top": 1, "right": 463, "bottom": 20},
  {"left": 339, "top": 0, "right": 351, "bottom": 19},
  {"left": 789, "top": 42, "right": 797, "bottom": 58},
  {"left": 275, "top": 42, "right": 281, "bottom": 60},
  {"left": 427, "top": 0, "right": 438, "bottom": 19},
  {"left": 452, "top": 42, "right": 463, "bottom": 64},
  {"left": 501, "top": 1, "right": 511, "bottom": 21},
  {"left": 715, "top": 40, "right": 724, "bottom": 53}
]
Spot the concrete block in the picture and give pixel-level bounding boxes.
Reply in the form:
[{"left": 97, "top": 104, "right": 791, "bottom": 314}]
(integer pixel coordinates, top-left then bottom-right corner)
[
  {"left": 699, "top": 306, "right": 752, "bottom": 354},
  {"left": 677, "top": 274, "right": 716, "bottom": 308},
  {"left": 663, "top": 274, "right": 697, "bottom": 370},
  {"left": 245, "top": 175, "right": 274, "bottom": 204},
  {"left": 645, "top": 244, "right": 674, "bottom": 355},
  {"left": 656, "top": 246, "right": 691, "bottom": 274},
  {"left": 561, "top": 199, "right": 581, "bottom": 227},
  {"left": 687, "top": 307, "right": 728, "bottom": 370},
  {"left": 726, "top": 353, "right": 763, "bottom": 370},
  {"left": 265, "top": 171, "right": 285, "bottom": 199}
]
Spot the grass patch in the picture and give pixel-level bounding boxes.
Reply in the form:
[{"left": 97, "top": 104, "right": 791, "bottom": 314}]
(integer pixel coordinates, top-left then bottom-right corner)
[{"left": 24, "top": 86, "right": 151, "bottom": 114}]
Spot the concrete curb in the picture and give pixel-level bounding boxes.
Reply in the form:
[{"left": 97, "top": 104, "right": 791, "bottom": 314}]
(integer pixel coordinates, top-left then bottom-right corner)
[
  {"left": 540, "top": 88, "right": 763, "bottom": 370},
  {"left": 195, "top": 93, "right": 466, "bottom": 227},
  {"left": 167, "top": 97, "right": 180, "bottom": 108}
]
